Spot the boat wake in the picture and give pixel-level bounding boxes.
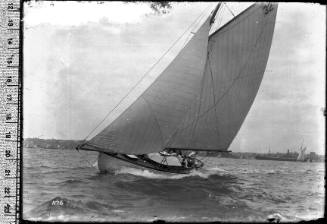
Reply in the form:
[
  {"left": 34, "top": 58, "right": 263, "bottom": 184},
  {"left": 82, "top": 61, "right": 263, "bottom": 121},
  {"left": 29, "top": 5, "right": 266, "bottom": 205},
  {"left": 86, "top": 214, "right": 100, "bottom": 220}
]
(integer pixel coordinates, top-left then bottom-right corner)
[{"left": 114, "top": 166, "right": 228, "bottom": 179}]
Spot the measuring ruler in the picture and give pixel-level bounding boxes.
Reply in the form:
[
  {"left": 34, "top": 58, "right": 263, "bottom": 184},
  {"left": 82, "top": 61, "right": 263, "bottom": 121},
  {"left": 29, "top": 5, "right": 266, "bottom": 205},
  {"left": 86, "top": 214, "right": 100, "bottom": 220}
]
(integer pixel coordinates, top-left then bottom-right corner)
[{"left": 0, "top": 0, "right": 22, "bottom": 223}]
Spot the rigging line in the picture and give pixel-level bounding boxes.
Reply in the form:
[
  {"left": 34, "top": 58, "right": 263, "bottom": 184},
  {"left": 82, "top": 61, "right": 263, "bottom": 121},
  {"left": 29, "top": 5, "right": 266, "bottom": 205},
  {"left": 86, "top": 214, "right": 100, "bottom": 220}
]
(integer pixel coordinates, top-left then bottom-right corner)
[
  {"left": 207, "top": 52, "right": 220, "bottom": 140},
  {"left": 223, "top": 2, "right": 235, "bottom": 17},
  {"left": 181, "top": 3, "right": 214, "bottom": 48},
  {"left": 142, "top": 97, "right": 165, "bottom": 146},
  {"left": 181, "top": 12, "right": 205, "bottom": 48},
  {"left": 82, "top": 5, "right": 212, "bottom": 142},
  {"left": 209, "top": 4, "right": 257, "bottom": 40},
  {"left": 217, "top": 6, "right": 225, "bottom": 26},
  {"left": 188, "top": 55, "right": 207, "bottom": 148},
  {"left": 211, "top": 4, "right": 223, "bottom": 30}
]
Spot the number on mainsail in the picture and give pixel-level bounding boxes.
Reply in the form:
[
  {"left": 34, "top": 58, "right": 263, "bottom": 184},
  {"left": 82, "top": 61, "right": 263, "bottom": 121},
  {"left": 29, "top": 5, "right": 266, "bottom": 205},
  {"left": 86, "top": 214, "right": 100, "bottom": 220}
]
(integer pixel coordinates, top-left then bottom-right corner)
[{"left": 78, "top": 3, "right": 278, "bottom": 172}]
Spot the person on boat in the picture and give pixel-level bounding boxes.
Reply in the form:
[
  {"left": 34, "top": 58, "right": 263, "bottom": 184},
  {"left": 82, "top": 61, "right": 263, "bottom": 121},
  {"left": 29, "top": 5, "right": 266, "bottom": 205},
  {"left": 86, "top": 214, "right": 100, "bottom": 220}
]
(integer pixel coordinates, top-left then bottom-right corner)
[
  {"left": 188, "top": 151, "right": 196, "bottom": 158},
  {"left": 180, "top": 156, "right": 185, "bottom": 167},
  {"left": 139, "top": 154, "right": 149, "bottom": 160},
  {"left": 180, "top": 155, "right": 188, "bottom": 167},
  {"left": 179, "top": 155, "right": 196, "bottom": 168},
  {"left": 187, "top": 157, "right": 195, "bottom": 168},
  {"left": 167, "top": 148, "right": 177, "bottom": 155}
]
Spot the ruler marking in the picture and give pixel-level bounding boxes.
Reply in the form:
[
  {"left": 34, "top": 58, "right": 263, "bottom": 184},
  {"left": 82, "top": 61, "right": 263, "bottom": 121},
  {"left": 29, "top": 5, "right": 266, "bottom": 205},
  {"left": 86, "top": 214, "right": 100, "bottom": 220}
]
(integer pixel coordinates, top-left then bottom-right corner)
[
  {"left": 7, "top": 103, "right": 19, "bottom": 105},
  {"left": 4, "top": 142, "right": 20, "bottom": 145},
  {"left": 4, "top": 177, "right": 19, "bottom": 180},
  {"left": 1, "top": 0, "right": 21, "bottom": 223},
  {"left": 6, "top": 66, "right": 19, "bottom": 68},
  {"left": 8, "top": 9, "right": 20, "bottom": 12},
  {"left": 5, "top": 158, "right": 19, "bottom": 161}
]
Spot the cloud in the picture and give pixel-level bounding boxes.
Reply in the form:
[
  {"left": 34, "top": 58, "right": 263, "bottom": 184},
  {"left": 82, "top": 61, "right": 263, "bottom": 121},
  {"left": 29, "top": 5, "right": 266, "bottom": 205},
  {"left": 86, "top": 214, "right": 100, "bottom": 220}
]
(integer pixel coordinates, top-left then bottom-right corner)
[{"left": 24, "top": 1, "right": 153, "bottom": 27}]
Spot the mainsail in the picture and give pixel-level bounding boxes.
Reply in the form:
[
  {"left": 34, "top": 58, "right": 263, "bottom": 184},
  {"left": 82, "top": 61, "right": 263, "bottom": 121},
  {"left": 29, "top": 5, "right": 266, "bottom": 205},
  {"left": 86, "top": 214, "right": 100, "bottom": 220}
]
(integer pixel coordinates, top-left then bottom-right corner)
[
  {"left": 169, "top": 3, "right": 278, "bottom": 150},
  {"left": 84, "top": 3, "right": 278, "bottom": 155}
]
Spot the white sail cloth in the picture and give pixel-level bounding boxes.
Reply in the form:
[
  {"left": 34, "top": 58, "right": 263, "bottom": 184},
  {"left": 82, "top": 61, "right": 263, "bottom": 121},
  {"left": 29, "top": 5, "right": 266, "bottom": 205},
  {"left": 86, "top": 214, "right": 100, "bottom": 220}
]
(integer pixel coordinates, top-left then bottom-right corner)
[
  {"left": 87, "top": 3, "right": 278, "bottom": 154},
  {"left": 88, "top": 17, "right": 211, "bottom": 154}
]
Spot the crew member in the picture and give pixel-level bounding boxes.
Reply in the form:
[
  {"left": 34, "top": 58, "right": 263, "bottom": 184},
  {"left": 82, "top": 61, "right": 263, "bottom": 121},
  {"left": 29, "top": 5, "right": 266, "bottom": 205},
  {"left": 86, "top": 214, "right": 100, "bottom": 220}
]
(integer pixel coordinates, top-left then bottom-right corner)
[{"left": 187, "top": 157, "right": 195, "bottom": 168}]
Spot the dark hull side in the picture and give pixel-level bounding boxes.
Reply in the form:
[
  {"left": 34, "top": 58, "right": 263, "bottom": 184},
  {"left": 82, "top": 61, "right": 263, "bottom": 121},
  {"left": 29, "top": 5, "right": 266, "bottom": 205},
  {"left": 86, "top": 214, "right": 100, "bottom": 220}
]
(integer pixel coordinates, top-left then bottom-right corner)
[{"left": 98, "top": 152, "right": 200, "bottom": 174}]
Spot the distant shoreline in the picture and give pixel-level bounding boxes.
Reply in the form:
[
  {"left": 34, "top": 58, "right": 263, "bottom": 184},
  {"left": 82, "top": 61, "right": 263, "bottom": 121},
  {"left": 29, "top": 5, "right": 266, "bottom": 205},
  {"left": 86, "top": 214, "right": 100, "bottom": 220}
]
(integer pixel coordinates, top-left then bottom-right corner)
[
  {"left": 24, "top": 138, "right": 83, "bottom": 150},
  {"left": 23, "top": 138, "right": 324, "bottom": 162}
]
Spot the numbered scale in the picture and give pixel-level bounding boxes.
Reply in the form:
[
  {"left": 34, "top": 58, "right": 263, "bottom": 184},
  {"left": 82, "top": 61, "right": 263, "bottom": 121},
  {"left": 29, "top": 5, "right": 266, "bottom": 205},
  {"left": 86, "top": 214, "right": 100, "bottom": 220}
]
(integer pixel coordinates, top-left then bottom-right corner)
[{"left": 0, "top": 0, "right": 22, "bottom": 223}]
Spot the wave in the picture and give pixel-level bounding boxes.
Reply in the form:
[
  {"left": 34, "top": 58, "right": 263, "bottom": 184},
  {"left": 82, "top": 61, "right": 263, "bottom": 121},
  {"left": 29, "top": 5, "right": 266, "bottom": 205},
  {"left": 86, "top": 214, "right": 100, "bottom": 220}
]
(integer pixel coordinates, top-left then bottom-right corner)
[
  {"left": 26, "top": 163, "right": 98, "bottom": 175},
  {"left": 59, "top": 179, "right": 85, "bottom": 185},
  {"left": 28, "top": 161, "right": 98, "bottom": 170},
  {"left": 26, "top": 196, "right": 116, "bottom": 221},
  {"left": 266, "top": 212, "right": 307, "bottom": 222},
  {"left": 114, "top": 166, "right": 227, "bottom": 179},
  {"left": 237, "top": 168, "right": 281, "bottom": 175}
]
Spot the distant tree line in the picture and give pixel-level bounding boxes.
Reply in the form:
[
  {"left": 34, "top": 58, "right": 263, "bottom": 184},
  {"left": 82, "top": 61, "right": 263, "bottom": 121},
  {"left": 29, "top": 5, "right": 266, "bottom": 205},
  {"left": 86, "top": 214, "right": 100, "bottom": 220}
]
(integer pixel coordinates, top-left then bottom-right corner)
[
  {"left": 150, "top": 2, "right": 172, "bottom": 14},
  {"left": 24, "top": 138, "right": 83, "bottom": 150},
  {"left": 125, "top": 1, "right": 172, "bottom": 14}
]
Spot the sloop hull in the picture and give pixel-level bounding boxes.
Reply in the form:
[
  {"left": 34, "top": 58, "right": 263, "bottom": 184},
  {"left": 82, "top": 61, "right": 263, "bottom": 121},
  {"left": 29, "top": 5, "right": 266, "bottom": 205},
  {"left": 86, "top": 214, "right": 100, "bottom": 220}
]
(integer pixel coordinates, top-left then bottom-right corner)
[
  {"left": 98, "top": 152, "right": 141, "bottom": 172},
  {"left": 97, "top": 152, "right": 202, "bottom": 174}
]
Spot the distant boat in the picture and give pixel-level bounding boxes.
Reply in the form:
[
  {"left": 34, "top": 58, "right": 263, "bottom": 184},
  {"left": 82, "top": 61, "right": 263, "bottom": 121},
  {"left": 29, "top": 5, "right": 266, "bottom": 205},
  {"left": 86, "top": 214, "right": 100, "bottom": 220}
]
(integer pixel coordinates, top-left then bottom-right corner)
[
  {"left": 296, "top": 146, "right": 307, "bottom": 161},
  {"left": 255, "top": 144, "right": 308, "bottom": 162},
  {"left": 255, "top": 154, "right": 298, "bottom": 162},
  {"left": 76, "top": 3, "right": 278, "bottom": 174}
]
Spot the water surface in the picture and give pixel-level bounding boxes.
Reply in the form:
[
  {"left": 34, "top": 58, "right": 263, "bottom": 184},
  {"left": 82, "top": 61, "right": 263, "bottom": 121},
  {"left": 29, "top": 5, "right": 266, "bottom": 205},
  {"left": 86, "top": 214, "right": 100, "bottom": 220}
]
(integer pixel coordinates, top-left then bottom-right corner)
[{"left": 23, "top": 148, "right": 325, "bottom": 222}]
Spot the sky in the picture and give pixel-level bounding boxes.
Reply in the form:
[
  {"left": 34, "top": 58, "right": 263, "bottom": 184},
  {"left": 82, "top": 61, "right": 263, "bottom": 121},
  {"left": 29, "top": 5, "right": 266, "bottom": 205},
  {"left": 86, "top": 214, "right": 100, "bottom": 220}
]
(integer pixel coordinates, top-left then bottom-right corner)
[{"left": 24, "top": 2, "right": 325, "bottom": 155}]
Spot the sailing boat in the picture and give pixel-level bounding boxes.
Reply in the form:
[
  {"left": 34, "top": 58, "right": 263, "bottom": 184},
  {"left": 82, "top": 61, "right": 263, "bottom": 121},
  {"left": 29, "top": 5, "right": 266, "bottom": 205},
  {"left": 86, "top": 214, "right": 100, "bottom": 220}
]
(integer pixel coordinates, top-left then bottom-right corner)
[
  {"left": 297, "top": 145, "right": 307, "bottom": 161},
  {"left": 76, "top": 3, "right": 278, "bottom": 174}
]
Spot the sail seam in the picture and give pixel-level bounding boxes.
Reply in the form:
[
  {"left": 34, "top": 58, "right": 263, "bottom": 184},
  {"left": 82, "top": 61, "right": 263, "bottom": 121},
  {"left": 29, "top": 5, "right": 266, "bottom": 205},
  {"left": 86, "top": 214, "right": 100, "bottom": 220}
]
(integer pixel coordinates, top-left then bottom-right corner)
[
  {"left": 141, "top": 96, "right": 165, "bottom": 148},
  {"left": 188, "top": 55, "right": 208, "bottom": 148},
  {"left": 207, "top": 52, "right": 220, "bottom": 141}
]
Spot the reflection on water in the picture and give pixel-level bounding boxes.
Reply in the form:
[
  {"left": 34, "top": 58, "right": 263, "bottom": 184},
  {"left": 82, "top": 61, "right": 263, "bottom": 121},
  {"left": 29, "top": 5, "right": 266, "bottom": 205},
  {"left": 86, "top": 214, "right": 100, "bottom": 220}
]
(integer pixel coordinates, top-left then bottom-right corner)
[{"left": 24, "top": 148, "right": 324, "bottom": 222}]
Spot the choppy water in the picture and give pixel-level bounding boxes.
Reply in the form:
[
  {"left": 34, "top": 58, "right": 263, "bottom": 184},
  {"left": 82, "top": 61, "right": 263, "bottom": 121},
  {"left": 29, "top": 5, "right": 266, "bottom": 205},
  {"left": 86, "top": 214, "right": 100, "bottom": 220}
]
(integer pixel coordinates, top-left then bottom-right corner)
[{"left": 23, "top": 148, "right": 324, "bottom": 222}]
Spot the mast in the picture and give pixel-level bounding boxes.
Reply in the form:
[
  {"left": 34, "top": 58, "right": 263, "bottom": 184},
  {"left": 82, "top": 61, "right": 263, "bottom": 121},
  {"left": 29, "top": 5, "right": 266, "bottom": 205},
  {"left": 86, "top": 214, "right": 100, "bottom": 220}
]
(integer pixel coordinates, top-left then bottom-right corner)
[{"left": 210, "top": 3, "right": 222, "bottom": 25}]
